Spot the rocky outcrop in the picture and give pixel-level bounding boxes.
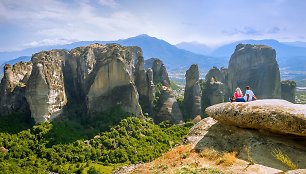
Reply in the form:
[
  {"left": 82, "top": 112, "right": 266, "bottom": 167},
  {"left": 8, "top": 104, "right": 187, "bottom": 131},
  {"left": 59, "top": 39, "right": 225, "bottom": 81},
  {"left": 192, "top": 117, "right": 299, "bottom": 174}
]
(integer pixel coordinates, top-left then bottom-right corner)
[
  {"left": 204, "top": 66, "right": 225, "bottom": 83},
  {"left": 66, "top": 44, "right": 143, "bottom": 116},
  {"left": 0, "top": 62, "right": 32, "bottom": 115},
  {"left": 155, "top": 86, "right": 183, "bottom": 123},
  {"left": 281, "top": 80, "right": 296, "bottom": 103},
  {"left": 184, "top": 64, "right": 201, "bottom": 119},
  {"left": 151, "top": 59, "right": 170, "bottom": 87},
  {"left": 201, "top": 67, "right": 225, "bottom": 113},
  {"left": 205, "top": 99, "right": 306, "bottom": 136},
  {"left": 227, "top": 44, "right": 281, "bottom": 99},
  {"left": 135, "top": 56, "right": 155, "bottom": 115},
  {"left": 188, "top": 117, "right": 306, "bottom": 171},
  {"left": 26, "top": 50, "right": 68, "bottom": 123}
]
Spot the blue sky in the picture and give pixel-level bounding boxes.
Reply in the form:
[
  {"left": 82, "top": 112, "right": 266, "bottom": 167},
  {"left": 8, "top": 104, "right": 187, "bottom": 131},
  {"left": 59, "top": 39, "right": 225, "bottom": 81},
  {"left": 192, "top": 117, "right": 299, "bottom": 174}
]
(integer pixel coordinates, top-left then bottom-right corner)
[{"left": 0, "top": 0, "right": 305, "bottom": 51}]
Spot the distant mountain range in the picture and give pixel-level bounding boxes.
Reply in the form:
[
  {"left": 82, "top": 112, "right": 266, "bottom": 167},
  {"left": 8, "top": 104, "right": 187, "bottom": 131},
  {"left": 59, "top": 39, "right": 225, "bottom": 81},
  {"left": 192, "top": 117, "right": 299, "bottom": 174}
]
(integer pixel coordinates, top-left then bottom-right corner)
[
  {"left": 1, "top": 35, "right": 306, "bottom": 85},
  {"left": 0, "top": 34, "right": 223, "bottom": 72}
]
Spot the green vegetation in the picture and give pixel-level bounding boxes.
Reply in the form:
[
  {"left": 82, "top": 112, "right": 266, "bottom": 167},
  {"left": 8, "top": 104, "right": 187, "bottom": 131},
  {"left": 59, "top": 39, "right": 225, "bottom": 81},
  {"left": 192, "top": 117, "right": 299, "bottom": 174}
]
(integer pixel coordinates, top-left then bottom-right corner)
[
  {"left": 0, "top": 114, "right": 192, "bottom": 173},
  {"left": 296, "top": 91, "right": 306, "bottom": 104}
]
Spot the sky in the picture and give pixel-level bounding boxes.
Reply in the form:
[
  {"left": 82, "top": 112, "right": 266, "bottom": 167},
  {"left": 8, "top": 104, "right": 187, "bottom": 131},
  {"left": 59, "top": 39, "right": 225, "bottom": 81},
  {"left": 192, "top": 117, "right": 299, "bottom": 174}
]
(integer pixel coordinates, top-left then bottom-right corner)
[{"left": 0, "top": 0, "right": 306, "bottom": 51}]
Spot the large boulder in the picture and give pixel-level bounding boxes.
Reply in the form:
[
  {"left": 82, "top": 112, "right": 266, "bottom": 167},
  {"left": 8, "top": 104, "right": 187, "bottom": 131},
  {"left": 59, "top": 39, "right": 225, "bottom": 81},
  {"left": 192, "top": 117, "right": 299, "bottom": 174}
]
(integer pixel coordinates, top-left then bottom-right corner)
[
  {"left": 281, "top": 80, "right": 296, "bottom": 103},
  {"left": 184, "top": 64, "right": 202, "bottom": 119},
  {"left": 155, "top": 86, "right": 183, "bottom": 123},
  {"left": 205, "top": 99, "right": 306, "bottom": 136},
  {"left": 227, "top": 44, "right": 281, "bottom": 99},
  {"left": 0, "top": 62, "right": 32, "bottom": 115},
  {"left": 188, "top": 117, "right": 306, "bottom": 171},
  {"left": 26, "top": 50, "right": 68, "bottom": 123}
]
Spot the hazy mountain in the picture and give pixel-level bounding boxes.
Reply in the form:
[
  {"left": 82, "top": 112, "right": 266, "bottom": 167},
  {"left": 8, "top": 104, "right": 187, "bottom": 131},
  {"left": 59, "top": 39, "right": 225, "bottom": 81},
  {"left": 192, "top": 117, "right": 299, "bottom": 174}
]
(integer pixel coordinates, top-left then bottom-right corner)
[
  {"left": 283, "top": 41, "right": 306, "bottom": 48},
  {"left": 175, "top": 41, "right": 213, "bottom": 55},
  {"left": 0, "top": 34, "right": 225, "bottom": 72}
]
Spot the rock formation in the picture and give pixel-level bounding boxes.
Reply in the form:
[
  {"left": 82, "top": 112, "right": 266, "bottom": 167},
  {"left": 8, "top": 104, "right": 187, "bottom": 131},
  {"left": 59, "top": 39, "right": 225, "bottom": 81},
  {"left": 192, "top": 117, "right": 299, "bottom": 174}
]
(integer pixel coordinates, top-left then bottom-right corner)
[
  {"left": 134, "top": 55, "right": 155, "bottom": 115},
  {"left": 0, "top": 62, "right": 32, "bottom": 115},
  {"left": 184, "top": 64, "right": 201, "bottom": 119},
  {"left": 281, "top": 80, "right": 296, "bottom": 103},
  {"left": 201, "top": 67, "right": 225, "bottom": 113},
  {"left": 26, "top": 50, "right": 68, "bottom": 123},
  {"left": 151, "top": 59, "right": 170, "bottom": 87},
  {"left": 188, "top": 117, "right": 306, "bottom": 171},
  {"left": 227, "top": 44, "right": 281, "bottom": 99},
  {"left": 0, "top": 44, "right": 185, "bottom": 123},
  {"left": 205, "top": 99, "right": 306, "bottom": 136},
  {"left": 66, "top": 44, "right": 143, "bottom": 116},
  {"left": 154, "top": 86, "right": 183, "bottom": 123}
]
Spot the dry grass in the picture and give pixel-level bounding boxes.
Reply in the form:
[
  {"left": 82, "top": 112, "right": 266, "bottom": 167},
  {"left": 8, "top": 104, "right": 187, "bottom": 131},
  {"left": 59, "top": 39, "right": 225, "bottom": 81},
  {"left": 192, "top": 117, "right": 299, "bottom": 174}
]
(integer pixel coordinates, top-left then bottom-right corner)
[
  {"left": 244, "top": 145, "right": 254, "bottom": 165},
  {"left": 199, "top": 148, "right": 220, "bottom": 160},
  {"left": 215, "top": 152, "right": 237, "bottom": 166},
  {"left": 272, "top": 149, "right": 298, "bottom": 170}
]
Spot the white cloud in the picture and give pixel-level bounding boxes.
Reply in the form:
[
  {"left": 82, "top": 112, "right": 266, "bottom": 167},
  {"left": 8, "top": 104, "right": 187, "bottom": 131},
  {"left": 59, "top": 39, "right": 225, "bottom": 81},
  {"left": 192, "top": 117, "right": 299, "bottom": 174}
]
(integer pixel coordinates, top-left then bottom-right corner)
[{"left": 23, "top": 38, "right": 76, "bottom": 47}]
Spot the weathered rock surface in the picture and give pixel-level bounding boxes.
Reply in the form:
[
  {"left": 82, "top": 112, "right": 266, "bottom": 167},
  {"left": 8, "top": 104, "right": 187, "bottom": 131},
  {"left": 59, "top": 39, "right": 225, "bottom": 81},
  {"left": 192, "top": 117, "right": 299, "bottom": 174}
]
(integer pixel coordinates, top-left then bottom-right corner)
[
  {"left": 184, "top": 64, "right": 201, "bottom": 118},
  {"left": 281, "top": 80, "right": 296, "bottom": 103},
  {"left": 204, "top": 66, "right": 225, "bottom": 83},
  {"left": 0, "top": 62, "right": 32, "bottom": 115},
  {"left": 188, "top": 117, "right": 306, "bottom": 171},
  {"left": 155, "top": 86, "right": 183, "bottom": 123},
  {"left": 201, "top": 67, "right": 225, "bottom": 113},
  {"left": 26, "top": 50, "right": 68, "bottom": 123},
  {"left": 151, "top": 59, "right": 170, "bottom": 87},
  {"left": 227, "top": 44, "right": 281, "bottom": 99},
  {"left": 205, "top": 99, "right": 306, "bottom": 136},
  {"left": 69, "top": 44, "right": 143, "bottom": 116},
  {"left": 135, "top": 56, "right": 155, "bottom": 115}
]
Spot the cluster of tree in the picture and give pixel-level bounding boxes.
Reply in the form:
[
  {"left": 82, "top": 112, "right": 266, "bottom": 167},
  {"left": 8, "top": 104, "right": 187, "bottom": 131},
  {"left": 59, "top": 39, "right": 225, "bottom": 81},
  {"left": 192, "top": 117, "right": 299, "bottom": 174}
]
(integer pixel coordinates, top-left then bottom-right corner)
[{"left": 0, "top": 115, "right": 192, "bottom": 173}]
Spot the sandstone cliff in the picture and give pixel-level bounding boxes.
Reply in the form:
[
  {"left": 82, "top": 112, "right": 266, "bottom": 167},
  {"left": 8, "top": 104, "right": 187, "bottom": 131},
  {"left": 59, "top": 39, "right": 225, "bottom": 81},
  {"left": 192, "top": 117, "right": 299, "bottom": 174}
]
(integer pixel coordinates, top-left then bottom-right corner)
[
  {"left": 26, "top": 50, "right": 68, "bottom": 123},
  {"left": 281, "top": 80, "right": 296, "bottom": 103},
  {"left": 227, "top": 44, "right": 281, "bottom": 99},
  {"left": 184, "top": 64, "right": 201, "bottom": 119},
  {"left": 0, "top": 62, "right": 32, "bottom": 115},
  {"left": 65, "top": 44, "right": 143, "bottom": 117},
  {"left": 201, "top": 67, "right": 225, "bottom": 113}
]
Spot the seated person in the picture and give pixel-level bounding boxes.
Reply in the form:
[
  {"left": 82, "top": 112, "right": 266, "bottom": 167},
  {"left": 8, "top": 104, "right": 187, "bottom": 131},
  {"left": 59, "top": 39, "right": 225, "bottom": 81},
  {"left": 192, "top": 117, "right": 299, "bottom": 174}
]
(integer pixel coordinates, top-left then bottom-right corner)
[
  {"left": 230, "top": 87, "right": 244, "bottom": 102},
  {"left": 244, "top": 86, "right": 257, "bottom": 102},
  {"left": 234, "top": 87, "right": 245, "bottom": 102}
]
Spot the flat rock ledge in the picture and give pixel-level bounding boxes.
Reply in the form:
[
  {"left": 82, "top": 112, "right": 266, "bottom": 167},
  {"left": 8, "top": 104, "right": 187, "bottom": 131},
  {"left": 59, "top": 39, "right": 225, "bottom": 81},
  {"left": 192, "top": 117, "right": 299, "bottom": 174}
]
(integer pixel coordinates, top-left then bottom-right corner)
[{"left": 205, "top": 99, "right": 306, "bottom": 137}]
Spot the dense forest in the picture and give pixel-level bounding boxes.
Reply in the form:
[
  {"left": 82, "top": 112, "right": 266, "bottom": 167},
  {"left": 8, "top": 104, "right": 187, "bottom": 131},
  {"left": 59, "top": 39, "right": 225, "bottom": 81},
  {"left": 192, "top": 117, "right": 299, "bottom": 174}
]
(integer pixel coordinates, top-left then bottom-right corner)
[{"left": 0, "top": 108, "right": 192, "bottom": 174}]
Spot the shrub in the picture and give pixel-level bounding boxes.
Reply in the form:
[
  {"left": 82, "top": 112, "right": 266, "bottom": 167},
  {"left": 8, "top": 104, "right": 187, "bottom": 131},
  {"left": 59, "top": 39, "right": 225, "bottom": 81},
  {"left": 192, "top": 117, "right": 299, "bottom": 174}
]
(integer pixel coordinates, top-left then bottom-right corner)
[{"left": 272, "top": 149, "right": 298, "bottom": 170}]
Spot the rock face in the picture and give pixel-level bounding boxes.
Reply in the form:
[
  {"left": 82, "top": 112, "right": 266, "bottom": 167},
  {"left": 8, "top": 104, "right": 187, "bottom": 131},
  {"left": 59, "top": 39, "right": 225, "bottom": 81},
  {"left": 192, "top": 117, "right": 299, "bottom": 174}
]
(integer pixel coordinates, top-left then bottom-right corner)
[
  {"left": 205, "top": 99, "right": 306, "bottom": 136},
  {"left": 0, "top": 44, "right": 184, "bottom": 123},
  {"left": 26, "top": 50, "right": 68, "bottom": 123},
  {"left": 188, "top": 117, "right": 306, "bottom": 171},
  {"left": 150, "top": 58, "right": 183, "bottom": 123},
  {"left": 227, "top": 44, "right": 281, "bottom": 99},
  {"left": 201, "top": 67, "right": 225, "bottom": 113},
  {"left": 0, "top": 62, "right": 32, "bottom": 115},
  {"left": 66, "top": 44, "right": 143, "bottom": 116},
  {"left": 281, "top": 80, "right": 296, "bottom": 103},
  {"left": 155, "top": 86, "right": 183, "bottom": 123},
  {"left": 184, "top": 64, "right": 201, "bottom": 119},
  {"left": 152, "top": 59, "right": 170, "bottom": 87},
  {"left": 135, "top": 55, "right": 155, "bottom": 115}
]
